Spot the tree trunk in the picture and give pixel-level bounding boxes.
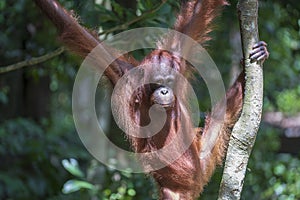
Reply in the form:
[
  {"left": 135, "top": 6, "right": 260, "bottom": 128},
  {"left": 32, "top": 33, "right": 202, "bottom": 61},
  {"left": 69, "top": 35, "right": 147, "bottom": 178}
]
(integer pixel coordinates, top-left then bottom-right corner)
[{"left": 218, "top": 0, "right": 264, "bottom": 199}]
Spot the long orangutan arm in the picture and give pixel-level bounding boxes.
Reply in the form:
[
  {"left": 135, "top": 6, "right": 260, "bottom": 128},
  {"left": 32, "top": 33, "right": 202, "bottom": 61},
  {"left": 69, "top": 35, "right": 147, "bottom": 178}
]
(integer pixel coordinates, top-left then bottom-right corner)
[
  {"left": 200, "top": 41, "right": 269, "bottom": 178},
  {"left": 34, "top": 0, "right": 135, "bottom": 85},
  {"left": 199, "top": 71, "right": 245, "bottom": 180},
  {"left": 159, "top": 0, "right": 228, "bottom": 73},
  {"left": 174, "top": 0, "right": 228, "bottom": 44}
]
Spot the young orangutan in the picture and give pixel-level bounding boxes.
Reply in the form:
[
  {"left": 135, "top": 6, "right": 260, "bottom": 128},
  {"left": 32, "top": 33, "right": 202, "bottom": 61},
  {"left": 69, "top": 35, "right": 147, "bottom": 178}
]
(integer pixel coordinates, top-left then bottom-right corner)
[{"left": 34, "top": 0, "right": 269, "bottom": 199}]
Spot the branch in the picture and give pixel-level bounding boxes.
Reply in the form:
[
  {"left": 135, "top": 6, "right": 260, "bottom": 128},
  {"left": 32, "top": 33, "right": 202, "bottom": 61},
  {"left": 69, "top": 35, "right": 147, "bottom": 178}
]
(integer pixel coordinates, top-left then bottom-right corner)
[
  {"left": 0, "top": 47, "right": 65, "bottom": 74},
  {"left": 218, "top": 0, "right": 264, "bottom": 199},
  {"left": 1, "top": 1, "right": 167, "bottom": 74}
]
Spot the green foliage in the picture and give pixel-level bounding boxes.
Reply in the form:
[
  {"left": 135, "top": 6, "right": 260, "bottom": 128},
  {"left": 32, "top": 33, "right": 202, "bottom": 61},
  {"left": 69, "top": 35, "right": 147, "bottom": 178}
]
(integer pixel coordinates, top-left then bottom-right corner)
[
  {"left": 259, "top": 1, "right": 300, "bottom": 109},
  {"left": 241, "top": 126, "right": 300, "bottom": 200},
  {"left": 63, "top": 180, "right": 96, "bottom": 194},
  {"left": 276, "top": 88, "right": 300, "bottom": 115},
  {"left": 0, "top": 116, "right": 88, "bottom": 199},
  {"left": 0, "top": 118, "right": 43, "bottom": 155},
  {"left": 0, "top": 86, "right": 9, "bottom": 104},
  {"left": 61, "top": 159, "right": 156, "bottom": 200},
  {"left": 0, "top": 118, "right": 62, "bottom": 199},
  {"left": 262, "top": 154, "right": 300, "bottom": 200},
  {"left": 62, "top": 158, "right": 85, "bottom": 178}
]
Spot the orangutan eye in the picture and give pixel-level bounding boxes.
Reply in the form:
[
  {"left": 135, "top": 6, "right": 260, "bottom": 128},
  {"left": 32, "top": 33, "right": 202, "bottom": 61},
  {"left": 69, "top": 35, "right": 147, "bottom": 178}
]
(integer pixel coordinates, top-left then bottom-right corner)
[{"left": 166, "top": 78, "right": 174, "bottom": 87}]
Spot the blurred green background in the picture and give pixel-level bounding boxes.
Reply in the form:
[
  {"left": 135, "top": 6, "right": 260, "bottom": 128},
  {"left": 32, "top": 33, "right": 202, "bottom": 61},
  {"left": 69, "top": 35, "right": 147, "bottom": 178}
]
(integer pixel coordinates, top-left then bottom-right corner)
[{"left": 0, "top": 0, "right": 299, "bottom": 199}]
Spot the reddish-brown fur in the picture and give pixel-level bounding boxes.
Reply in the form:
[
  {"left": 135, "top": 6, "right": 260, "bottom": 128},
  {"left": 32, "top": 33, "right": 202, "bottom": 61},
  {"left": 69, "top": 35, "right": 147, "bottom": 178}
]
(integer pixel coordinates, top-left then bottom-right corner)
[
  {"left": 174, "top": 0, "right": 229, "bottom": 44},
  {"left": 34, "top": 0, "right": 246, "bottom": 199}
]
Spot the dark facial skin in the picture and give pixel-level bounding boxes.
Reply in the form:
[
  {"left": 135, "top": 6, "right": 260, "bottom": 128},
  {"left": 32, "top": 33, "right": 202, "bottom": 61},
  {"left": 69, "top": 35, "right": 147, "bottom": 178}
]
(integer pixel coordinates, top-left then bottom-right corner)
[{"left": 151, "top": 86, "right": 175, "bottom": 108}]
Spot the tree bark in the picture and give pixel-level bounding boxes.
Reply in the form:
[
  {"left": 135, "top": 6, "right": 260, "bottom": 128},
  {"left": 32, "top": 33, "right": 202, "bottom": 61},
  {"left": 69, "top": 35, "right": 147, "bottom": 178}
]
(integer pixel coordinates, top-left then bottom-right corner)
[{"left": 218, "top": 0, "right": 264, "bottom": 199}]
